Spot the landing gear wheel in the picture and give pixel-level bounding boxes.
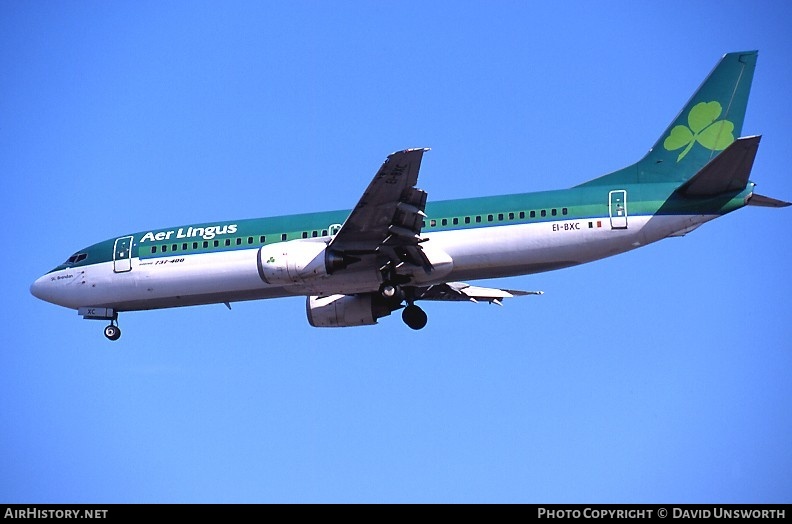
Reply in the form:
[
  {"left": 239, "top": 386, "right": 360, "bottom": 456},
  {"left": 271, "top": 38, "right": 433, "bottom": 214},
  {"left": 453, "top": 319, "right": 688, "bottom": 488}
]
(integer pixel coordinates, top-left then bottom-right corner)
[
  {"left": 381, "top": 284, "right": 397, "bottom": 298},
  {"left": 402, "top": 304, "right": 428, "bottom": 330},
  {"left": 104, "top": 324, "right": 121, "bottom": 341}
]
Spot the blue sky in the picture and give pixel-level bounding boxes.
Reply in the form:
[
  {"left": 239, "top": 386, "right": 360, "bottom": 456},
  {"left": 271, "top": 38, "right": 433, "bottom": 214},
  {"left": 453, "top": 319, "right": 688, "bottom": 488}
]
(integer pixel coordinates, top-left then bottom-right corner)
[{"left": 2, "top": 1, "right": 791, "bottom": 503}]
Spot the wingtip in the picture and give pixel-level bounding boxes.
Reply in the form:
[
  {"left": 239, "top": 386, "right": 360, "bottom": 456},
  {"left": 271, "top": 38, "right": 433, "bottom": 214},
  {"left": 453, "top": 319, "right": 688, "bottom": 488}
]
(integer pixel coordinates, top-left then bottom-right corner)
[
  {"left": 723, "top": 49, "right": 758, "bottom": 59},
  {"left": 389, "top": 147, "right": 431, "bottom": 156},
  {"left": 507, "top": 290, "right": 544, "bottom": 296}
]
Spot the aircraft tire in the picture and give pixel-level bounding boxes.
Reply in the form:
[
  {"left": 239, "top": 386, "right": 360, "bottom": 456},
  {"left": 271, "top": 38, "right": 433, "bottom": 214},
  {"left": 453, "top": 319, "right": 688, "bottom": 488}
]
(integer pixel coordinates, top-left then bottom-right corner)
[
  {"left": 402, "top": 305, "right": 427, "bottom": 330},
  {"left": 381, "top": 284, "right": 397, "bottom": 298},
  {"left": 104, "top": 325, "right": 121, "bottom": 341}
]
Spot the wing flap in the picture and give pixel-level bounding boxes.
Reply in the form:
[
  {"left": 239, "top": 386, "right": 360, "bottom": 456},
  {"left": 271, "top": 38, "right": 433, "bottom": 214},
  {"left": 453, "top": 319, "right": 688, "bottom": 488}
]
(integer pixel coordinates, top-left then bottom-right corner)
[
  {"left": 327, "top": 148, "right": 435, "bottom": 275},
  {"left": 329, "top": 149, "right": 429, "bottom": 253}
]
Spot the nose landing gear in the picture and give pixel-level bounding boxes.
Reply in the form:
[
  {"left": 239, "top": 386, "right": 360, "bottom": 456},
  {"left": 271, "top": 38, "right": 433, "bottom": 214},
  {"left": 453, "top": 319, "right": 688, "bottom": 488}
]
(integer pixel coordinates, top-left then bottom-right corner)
[
  {"left": 103, "top": 321, "right": 121, "bottom": 341},
  {"left": 78, "top": 308, "right": 122, "bottom": 341}
]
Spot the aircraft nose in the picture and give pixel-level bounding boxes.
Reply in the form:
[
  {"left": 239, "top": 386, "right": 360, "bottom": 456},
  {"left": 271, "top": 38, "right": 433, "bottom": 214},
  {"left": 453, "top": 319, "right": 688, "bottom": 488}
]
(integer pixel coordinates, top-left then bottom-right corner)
[
  {"left": 30, "top": 274, "right": 57, "bottom": 305},
  {"left": 31, "top": 274, "right": 47, "bottom": 300}
]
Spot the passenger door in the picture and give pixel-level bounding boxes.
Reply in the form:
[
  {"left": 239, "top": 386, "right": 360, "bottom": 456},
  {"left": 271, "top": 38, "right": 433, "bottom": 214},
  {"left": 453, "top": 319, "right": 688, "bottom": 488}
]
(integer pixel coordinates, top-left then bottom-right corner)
[{"left": 113, "top": 236, "right": 134, "bottom": 273}]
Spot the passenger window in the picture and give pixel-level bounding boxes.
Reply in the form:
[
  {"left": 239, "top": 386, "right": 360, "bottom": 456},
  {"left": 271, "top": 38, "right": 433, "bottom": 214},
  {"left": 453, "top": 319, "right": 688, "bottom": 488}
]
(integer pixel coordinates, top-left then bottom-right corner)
[
  {"left": 530, "top": 211, "right": 536, "bottom": 218},
  {"left": 192, "top": 242, "right": 198, "bottom": 249},
  {"left": 172, "top": 244, "right": 178, "bottom": 251},
  {"left": 475, "top": 216, "right": 482, "bottom": 223},
  {"left": 519, "top": 211, "right": 525, "bottom": 219},
  {"left": 562, "top": 208, "right": 568, "bottom": 215},
  {"left": 213, "top": 240, "right": 219, "bottom": 247},
  {"left": 260, "top": 235, "right": 266, "bottom": 243},
  {"left": 151, "top": 246, "right": 157, "bottom": 254},
  {"left": 236, "top": 238, "right": 242, "bottom": 245},
  {"left": 498, "top": 213, "right": 504, "bottom": 221},
  {"left": 488, "top": 214, "right": 494, "bottom": 222},
  {"left": 203, "top": 241, "right": 209, "bottom": 248},
  {"left": 302, "top": 232, "right": 308, "bottom": 239},
  {"left": 541, "top": 210, "right": 547, "bottom": 217},
  {"left": 464, "top": 216, "right": 471, "bottom": 224},
  {"left": 312, "top": 231, "right": 318, "bottom": 238},
  {"left": 281, "top": 233, "right": 287, "bottom": 241},
  {"left": 247, "top": 237, "right": 254, "bottom": 244},
  {"left": 551, "top": 209, "right": 557, "bottom": 216},
  {"left": 442, "top": 219, "right": 448, "bottom": 226},
  {"left": 162, "top": 245, "right": 168, "bottom": 252},
  {"left": 430, "top": 219, "right": 437, "bottom": 227},
  {"left": 225, "top": 239, "right": 231, "bottom": 246},
  {"left": 322, "top": 230, "right": 328, "bottom": 236},
  {"left": 509, "top": 212, "right": 515, "bottom": 220},
  {"left": 453, "top": 217, "right": 459, "bottom": 225}
]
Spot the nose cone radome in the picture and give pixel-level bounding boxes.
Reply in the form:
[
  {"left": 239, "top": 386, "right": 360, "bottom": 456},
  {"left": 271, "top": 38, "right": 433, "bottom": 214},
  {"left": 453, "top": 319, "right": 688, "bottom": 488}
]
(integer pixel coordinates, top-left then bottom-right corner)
[
  {"left": 30, "top": 274, "right": 60, "bottom": 306},
  {"left": 31, "top": 275, "right": 48, "bottom": 301}
]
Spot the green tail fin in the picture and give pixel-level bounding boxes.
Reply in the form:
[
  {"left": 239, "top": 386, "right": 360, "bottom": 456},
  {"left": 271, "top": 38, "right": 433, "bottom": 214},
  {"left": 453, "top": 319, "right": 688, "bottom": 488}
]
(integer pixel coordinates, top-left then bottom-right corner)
[{"left": 578, "top": 51, "right": 757, "bottom": 187}]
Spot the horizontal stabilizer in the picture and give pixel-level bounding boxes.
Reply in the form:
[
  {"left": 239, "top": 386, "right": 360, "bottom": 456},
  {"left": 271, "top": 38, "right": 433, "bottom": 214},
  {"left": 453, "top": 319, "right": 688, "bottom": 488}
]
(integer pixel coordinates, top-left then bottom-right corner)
[
  {"left": 677, "top": 135, "right": 760, "bottom": 197},
  {"left": 747, "top": 193, "right": 792, "bottom": 208}
]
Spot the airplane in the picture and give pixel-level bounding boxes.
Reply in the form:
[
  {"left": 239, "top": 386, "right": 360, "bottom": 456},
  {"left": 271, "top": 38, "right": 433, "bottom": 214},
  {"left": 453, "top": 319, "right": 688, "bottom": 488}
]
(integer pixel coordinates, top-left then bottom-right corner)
[{"left": 30, "top": 50, "right": 789, "bottom": 340}]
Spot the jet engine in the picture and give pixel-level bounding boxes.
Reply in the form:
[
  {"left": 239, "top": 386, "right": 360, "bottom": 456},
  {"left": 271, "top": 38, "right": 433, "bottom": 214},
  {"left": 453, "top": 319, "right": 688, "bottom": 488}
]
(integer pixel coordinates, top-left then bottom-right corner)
[
  {"left": 257, "top": 240, "right": 328, "bottom": 285},
  {"left": 306, "top": 294, "right": 395, "bottom": 327}
]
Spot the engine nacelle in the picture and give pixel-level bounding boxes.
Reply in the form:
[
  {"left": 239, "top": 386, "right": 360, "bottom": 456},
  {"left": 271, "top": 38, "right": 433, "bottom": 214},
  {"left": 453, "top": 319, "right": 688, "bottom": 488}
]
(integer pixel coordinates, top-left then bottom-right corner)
[
  {"left": 306, "top": 294, "right": 394, "bottom": 327},
  {"left": 258, "top": 240, "right": 328, "bottom": 285}
]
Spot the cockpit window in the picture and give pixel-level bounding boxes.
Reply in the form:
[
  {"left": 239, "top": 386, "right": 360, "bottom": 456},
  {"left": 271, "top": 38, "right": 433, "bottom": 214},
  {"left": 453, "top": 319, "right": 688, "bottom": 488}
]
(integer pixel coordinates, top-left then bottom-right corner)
[{"left": 65, "top": 253, "right": 88, "bottom": 265}]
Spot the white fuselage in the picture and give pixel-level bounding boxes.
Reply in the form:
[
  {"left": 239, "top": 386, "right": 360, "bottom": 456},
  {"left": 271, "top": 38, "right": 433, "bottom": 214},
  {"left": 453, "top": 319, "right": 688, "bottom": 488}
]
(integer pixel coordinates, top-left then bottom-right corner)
[{"left": 31, "top": 213, "right": 713, "bottom": 313}]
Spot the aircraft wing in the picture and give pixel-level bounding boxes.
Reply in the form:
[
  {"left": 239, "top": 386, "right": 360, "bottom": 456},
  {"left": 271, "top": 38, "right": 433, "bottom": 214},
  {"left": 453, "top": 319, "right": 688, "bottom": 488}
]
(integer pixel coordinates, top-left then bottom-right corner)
[
  {"left": 328, "top": 148, "right": 432, "bottom": 271},
  {"left": 415, "top": 282, "right": 543, "bottom": 305}
]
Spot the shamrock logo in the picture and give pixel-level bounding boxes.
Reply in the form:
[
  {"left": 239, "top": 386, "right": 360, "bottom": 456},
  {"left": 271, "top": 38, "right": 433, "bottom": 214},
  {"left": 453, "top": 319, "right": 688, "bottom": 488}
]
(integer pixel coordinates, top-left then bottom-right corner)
[
  {"left": 663, "top": 101, "right": 735, "bottom": 162},
  {"left": 267, "top": 257, "right": 275, "bottom": 263}
]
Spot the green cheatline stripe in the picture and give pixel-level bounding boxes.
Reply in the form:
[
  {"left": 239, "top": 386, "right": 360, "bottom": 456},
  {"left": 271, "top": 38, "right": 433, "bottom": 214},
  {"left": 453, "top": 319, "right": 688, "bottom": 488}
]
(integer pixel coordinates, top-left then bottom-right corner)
[{"left": 49, "top": 183, "right": 752, "bottom": 273}]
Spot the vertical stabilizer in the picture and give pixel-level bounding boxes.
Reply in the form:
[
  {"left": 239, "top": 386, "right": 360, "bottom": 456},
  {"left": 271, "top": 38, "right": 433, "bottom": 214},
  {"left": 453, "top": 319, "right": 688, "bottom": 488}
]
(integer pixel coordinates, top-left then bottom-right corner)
[{"left": 578, "top": 51, "right": 757, "bottom": 187}]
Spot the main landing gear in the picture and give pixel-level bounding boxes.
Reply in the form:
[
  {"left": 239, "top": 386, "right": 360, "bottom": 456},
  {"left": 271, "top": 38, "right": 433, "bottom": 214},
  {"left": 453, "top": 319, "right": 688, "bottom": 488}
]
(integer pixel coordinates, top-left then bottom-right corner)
[
  {"left": 380, "top": 283, "right": 428, "bottom": 330},
  {"left": 402, "top": 304, "right": 427, "bottom": 330}
]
